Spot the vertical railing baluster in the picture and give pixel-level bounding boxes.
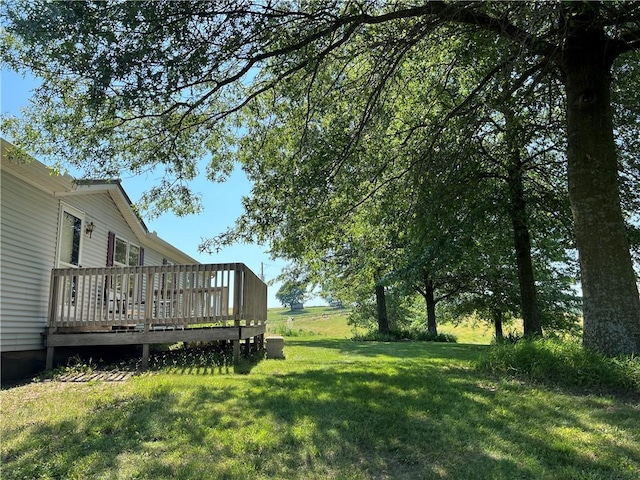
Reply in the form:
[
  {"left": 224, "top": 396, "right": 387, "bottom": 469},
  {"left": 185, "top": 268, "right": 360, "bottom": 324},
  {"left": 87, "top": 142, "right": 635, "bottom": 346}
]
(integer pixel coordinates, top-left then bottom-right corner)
[
  {"left": 145, "top": 270, "right": 153, "bottom": 329},
  {"left": 48, "top": 270, "right": 59, "bottom": 327},
  {"left": 213, "top": 265, "right": 220, "bottom": 323},
  {"left": 233, "top": 264, "right": 243, "bottom": 326},
  {"left": 78, "top": 270, "right": 87, "bottom": 325}
]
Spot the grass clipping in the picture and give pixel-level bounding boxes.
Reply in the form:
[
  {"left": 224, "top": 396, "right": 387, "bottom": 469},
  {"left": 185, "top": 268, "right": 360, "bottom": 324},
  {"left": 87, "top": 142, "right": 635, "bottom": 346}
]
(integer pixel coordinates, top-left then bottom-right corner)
[{"left": 476, "top": 338, "right": 640, "bottom": 394}]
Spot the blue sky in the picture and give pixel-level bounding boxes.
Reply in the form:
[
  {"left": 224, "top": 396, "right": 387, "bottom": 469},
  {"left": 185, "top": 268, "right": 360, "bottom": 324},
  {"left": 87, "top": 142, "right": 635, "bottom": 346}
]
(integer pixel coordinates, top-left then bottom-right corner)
[{"left": 1, "top": 68, "right": 302, "bottom": 307}]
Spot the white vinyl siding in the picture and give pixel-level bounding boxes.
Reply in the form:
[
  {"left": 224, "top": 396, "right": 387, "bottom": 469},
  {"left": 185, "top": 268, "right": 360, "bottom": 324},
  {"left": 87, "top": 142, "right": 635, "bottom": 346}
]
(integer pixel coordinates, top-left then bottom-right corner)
[
  {"left": 1, "top": 170, "right": 188, "bottom": 353},
  {"left": 1, "top": 170, "right": 58, "bottom": 351},
  {"left": 143, "top": 248, "right": 165, "bottom": 266}
]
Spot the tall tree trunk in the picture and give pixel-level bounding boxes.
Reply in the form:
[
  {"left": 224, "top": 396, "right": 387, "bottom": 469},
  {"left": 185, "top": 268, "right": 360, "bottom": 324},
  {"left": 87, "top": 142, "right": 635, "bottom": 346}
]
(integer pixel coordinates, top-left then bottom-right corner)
[
  {"left": 506, "top": 152, "right": 542, "bottom": 337},
  {"left": 492, "top": 309, "right": 504, "bottom": 344},
  {"left": 414, "top": 271, "right": 439, "bottom": 336},
  {"left": 423, "top": 277, "right": 438, "bottom": 337},
  {"left": 375, "top": 283, "right": 390, "bottom": 334},
  {"left": 560, "top": 25, "right": 640, "bottom": 355}
]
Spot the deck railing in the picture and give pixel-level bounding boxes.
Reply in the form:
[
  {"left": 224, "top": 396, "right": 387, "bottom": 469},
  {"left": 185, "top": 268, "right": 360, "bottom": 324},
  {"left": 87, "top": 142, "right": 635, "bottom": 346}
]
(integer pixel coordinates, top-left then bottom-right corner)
[{"left": 48, "top": 263, "right": 267, "bottom": 330}]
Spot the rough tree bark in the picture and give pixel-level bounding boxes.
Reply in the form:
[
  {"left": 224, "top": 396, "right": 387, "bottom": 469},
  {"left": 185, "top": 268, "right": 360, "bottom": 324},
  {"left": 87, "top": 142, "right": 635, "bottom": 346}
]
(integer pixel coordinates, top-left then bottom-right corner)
[{"left": 560, "top": 24, "right": 640, "bottom": 355}]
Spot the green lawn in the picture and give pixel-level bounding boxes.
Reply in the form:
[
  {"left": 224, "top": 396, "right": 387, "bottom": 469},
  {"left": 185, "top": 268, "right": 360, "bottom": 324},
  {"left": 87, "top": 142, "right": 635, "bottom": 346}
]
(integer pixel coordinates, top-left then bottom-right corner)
[{"left": 1, "top": 313, "right": 638, "bottom": 480}]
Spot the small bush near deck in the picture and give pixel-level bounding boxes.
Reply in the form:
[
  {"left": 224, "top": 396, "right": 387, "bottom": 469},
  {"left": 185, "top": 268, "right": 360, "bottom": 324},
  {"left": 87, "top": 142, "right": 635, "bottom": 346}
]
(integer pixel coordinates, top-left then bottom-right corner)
[
  {"left": 38, "top": 355, "right": 99, "bottom": 381},
  {"left": 476, "top": 338, "right": 640, "bottom": 394},
  {"left": 149, "top": 341, "right": 235, "bottom": 370}
]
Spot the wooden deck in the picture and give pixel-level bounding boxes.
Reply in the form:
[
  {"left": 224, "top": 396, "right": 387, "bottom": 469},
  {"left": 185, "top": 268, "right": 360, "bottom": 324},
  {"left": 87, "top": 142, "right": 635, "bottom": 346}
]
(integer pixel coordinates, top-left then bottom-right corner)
[{"left": 45, "top": 263, "right": 267, "bottom": 369}]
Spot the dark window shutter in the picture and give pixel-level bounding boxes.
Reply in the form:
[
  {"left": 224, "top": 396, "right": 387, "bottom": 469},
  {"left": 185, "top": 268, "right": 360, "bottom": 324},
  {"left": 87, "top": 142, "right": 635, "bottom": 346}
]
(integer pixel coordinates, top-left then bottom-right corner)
[
  {"left": 106, "top": 231, "right": 116, "bottom": 266},
  {"left": 139, "top": 247, "right": 145, "bottom": 266}
]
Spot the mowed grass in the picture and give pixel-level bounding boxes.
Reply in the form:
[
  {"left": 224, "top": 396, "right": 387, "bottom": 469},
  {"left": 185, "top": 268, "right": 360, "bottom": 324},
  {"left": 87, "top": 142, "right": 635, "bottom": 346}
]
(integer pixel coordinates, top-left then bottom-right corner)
[{"left": 2, "top": 312, "right": 639, "bottom": 480}]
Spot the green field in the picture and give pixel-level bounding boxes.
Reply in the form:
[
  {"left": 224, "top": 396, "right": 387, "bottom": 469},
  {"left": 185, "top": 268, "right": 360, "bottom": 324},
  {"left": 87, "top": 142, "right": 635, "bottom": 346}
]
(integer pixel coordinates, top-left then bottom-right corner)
[
  {"left": 266, "top": 306, "right": 358, "bottom": 338},
  {"left": 1, "top": 310, "right": 638, "bottom": 480},
  {"left": 266, "top": 305, "right": 497, "bottom": 343}
]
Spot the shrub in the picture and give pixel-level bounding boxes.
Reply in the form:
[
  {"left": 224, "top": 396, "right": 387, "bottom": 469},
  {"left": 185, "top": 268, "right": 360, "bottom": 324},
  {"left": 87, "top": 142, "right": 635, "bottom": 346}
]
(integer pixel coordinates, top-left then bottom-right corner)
[
  {"left": 494, "top": 331, "right": 522, "bottom": 344},
  {"left": 38, "top": 355, "right": 97, "bottom": 380},
  {"left": 413, "top": 331, "right": 458, "bottom": 343},
  {"left": 149, "top": 341, "right": 234, "bottom": 370},
  {"left": 352, "top": 330, "right": 400, "bottom": 342},
  {"left": 273, "top": 324, "right": 317, "bottom": 337},
  {"left": 476, "top": 338, "right": 640, "bottom": 394},
  {"left": 352, "top": 328, "right": 457, "bottom": 343}
]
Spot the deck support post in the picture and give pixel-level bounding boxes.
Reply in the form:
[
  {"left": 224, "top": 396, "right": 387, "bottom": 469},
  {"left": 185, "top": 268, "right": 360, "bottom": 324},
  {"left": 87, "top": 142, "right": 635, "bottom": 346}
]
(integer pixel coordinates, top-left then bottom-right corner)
[
  {"left": 233, "top": 340, "right": 240, "bottom": 363},
  {"left": 45, "top": 327, "right": 57, "bottom": 370},
  {"left": 141, "top": 323, "right": 150, "bottom": 370},
  {"left": 141, "top": 343, "right": 149, "bottom": 370},
  {"left": 46, "top": 346, "right": 55, "bottom": 370}
]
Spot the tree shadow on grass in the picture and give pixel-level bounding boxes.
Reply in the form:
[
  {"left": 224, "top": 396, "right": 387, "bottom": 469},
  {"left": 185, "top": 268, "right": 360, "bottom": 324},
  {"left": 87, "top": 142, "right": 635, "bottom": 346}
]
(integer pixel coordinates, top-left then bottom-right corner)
[
  {"left": 273, "top": 308, "right": 311, "bottom": 317},
  {"left": 2, "top": 341, "right": 638, "bottom": 480},
  {"left": 1, "top": 382, "right": 242, "bottom": 479},
  {"left": 285, "top": 338, "right": 489, "bottom": 362},
  {"left": 242, "top": 361, "right": 640, "bottom": 479}
]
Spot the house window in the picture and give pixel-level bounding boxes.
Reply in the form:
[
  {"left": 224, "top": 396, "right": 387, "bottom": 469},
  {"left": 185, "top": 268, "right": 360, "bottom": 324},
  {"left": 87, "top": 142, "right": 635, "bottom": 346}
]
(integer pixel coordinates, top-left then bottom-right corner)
[
  {"left": 107, "top": 233, "right": 145, "bottom": 305},
  {"left": 113, "top": 236, "right": 142, "bottom": 267},
  {"left": 129, "top": 244, "right": 140, "bottom": 266},
  {"left": 61, "top": 212, "right": 82, "bottom": 266},
  {"left": 107, "top": 232, "right": 144, "bottom": 267},
  {"left": 57, "top": 203, "right": 85, "bottom": 268},
  {"left": 56, "top": 203, "right": 85, "bottom": 306}
]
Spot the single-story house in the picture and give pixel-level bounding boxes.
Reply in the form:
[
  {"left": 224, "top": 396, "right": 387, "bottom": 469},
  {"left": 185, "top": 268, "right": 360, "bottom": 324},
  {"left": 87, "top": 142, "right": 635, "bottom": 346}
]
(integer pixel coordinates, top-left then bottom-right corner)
[{"left": 1, "top": 139, "right": 266, "bottom": 382}]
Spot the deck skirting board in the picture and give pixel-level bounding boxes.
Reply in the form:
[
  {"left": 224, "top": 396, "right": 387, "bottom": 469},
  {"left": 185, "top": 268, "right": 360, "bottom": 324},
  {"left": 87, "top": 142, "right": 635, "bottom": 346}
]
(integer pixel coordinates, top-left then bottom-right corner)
[
  {"left": 45, "top": 325, "right": 266, "bottom": 347},
  {"left": 240, "top": 325, "right": 267, "bottom": 339}
]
